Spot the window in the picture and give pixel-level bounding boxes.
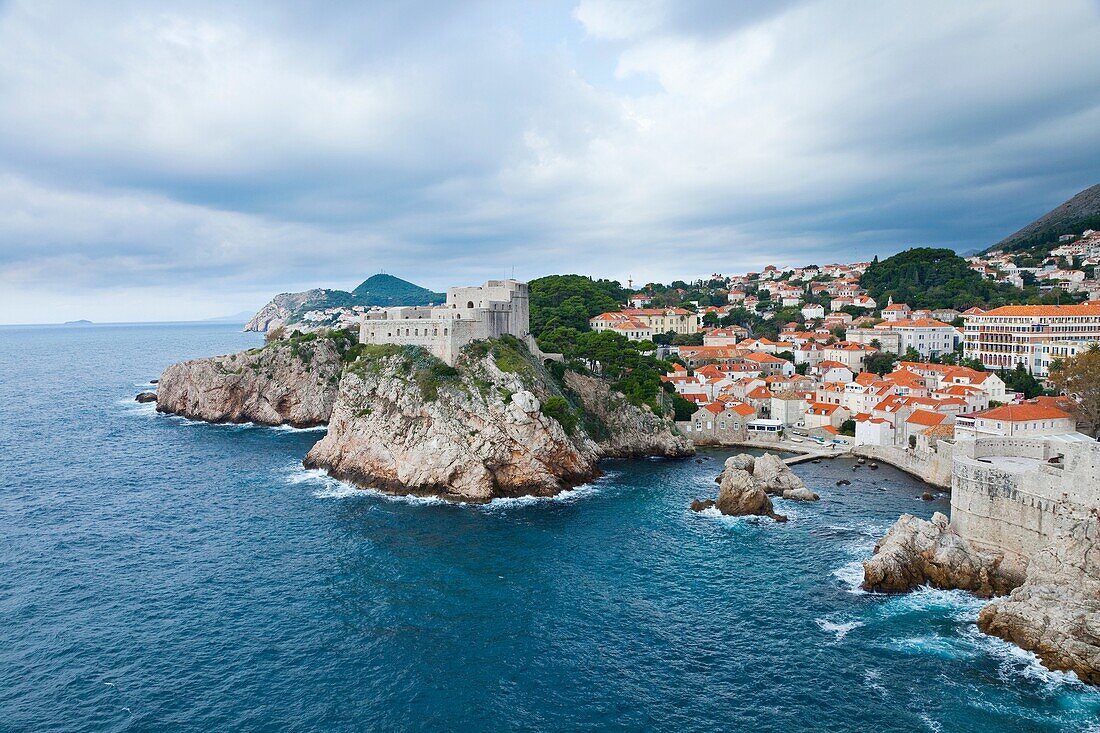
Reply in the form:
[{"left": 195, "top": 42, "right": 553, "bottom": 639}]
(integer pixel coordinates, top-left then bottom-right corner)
[{"left": 467, "top": 301, "right": 474, "bottom": 309}]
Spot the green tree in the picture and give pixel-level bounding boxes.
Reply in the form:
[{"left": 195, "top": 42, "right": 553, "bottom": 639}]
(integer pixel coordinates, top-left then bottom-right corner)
[
  {"left": 864, "top": 351, "right": 899, "bottom": 376},
  {"left": 999, "top": 363, "right": 1046, "bottom": 400},
  {"left": 528, "top": 275, "right": 627, "bottom": 337},
  {"left": 1049, "top": 345, "right": 1100, "bottom": 437}
]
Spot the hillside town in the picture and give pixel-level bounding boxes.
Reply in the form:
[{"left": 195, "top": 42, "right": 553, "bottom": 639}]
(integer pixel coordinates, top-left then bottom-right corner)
[{"left": 580, "top": 230, "right": 1100, "bottom": 457}]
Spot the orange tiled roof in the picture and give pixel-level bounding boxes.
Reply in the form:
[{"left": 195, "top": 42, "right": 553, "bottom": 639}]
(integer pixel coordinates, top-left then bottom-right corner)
[
  {"left": 972, "top": 404, "right": 1072, "bottom": 421},
  {"left": 977, "top": 304, "right": 1100, "bottom": 317},
  {"left": 906, "top": 409, "right": 946, "bottom": 427}
]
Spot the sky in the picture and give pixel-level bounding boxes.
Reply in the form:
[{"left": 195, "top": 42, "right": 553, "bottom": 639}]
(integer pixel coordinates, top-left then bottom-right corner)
[{"left": 2, "top": 0, "right": 1100, "bottom": 324}]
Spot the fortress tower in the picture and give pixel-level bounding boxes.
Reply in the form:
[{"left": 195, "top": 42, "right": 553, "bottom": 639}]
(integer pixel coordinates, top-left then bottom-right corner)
[{"left": 358, "top": 279, "right": 533, "bottom": 365}]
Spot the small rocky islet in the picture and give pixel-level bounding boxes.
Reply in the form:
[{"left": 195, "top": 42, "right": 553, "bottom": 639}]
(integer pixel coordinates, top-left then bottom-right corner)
[{"left": 691, "top": 452, "right": 819, "bottom": 522}]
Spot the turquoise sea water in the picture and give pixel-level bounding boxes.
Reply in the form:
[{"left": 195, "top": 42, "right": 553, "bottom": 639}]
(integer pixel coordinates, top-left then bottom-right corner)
[{"left": 1, "top": 322, "right": 1098, "bottom": 732}]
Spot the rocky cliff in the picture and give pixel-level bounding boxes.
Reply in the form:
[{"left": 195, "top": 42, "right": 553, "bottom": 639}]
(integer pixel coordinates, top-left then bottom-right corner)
[
  {"left": 978, "top": 510, "right": 1100, "bottom": 685},
  {"left": 156, "top": 333, "right": 348, "bottom": 427},
  {"left": 862, "top": 513, "right": 1024, "bottom": 597},
  {"left": 562, "top": 372, "right": 693, "bottom": 459},
  {"left": 244, "top": 289, "right": 331, "bottom": 332},
  {"left": 304, "top": 340, "right": 602, "bottom": 502},
  {"left": 155, "top": 333, "right": 693, "bottom": 502}
]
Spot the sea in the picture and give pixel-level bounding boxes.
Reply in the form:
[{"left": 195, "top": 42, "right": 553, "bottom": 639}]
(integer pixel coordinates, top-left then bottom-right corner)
[{"left": 1, "top": 322, "right": 1098, "bottom": 732}]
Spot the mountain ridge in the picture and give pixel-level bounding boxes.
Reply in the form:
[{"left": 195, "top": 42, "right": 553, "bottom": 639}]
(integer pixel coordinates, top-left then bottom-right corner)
[{"left": 985, "top": 183, "right": 1100, "bottom": 254}]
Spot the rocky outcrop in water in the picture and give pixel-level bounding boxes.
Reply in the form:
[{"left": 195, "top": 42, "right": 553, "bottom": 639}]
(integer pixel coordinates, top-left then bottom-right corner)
[
  {"left": 693, "top": 455, "right": 787, "bottom": 521},
  {"left": 562, "top": 372, "right": 694, "bottom": 459},
  {"left": 978, "top": 511, "right": 1100, "bottom": 685},
  {"left": 156, "top": 333, "right": 348, "bottom": 427},
  {"left": 862, "top": 512, "right": 1024, "bottom": 597},
  {"left": 135, "top": 392, "right": 157, "bottom": 403},
  {"left": 304, "top": 340, "right": 601, "bottom": 502},
  {"left": 751, "top": 453, "right": 819, "bottom": 501},
  {"left": 156, "top": 333, "right": 693, "bottom": 502}
]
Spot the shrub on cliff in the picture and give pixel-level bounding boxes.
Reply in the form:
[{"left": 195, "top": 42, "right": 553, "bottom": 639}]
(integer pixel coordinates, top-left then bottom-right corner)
[{"left": 540, "top": 396, "right": 578, "bottom": 435}]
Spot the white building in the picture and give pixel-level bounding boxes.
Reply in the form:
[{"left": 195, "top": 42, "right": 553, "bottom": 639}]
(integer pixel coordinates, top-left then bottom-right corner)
[
  {"left": 854, "top": 415, "right": 895, "bottom": 446},
  {"left": 884, "top": 319, "right": 957, "bottom": 359},
  {"left": 801, "top": 303, "right": 825, "bottom": 320},
  {"left": 963, "top": 304, "right": 1100, "bottom": 375}
]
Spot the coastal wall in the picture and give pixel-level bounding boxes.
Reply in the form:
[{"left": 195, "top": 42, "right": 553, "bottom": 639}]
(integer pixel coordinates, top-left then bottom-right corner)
[
  {"left": 950, "top": 438, "right": 1100, "bottom": 562},
  {"left": 850, "top": 443, "right": 954, "bottom": 488}
]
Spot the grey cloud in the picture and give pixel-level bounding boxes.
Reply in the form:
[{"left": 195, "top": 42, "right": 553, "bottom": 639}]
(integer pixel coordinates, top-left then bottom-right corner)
[{"left": 1, "top": 0, "right": 1099, "bottom": 323}]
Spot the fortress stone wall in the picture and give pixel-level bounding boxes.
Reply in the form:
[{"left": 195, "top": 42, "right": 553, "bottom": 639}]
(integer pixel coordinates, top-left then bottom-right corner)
[
  {"left": 950, "top": 437, "right": 1100, "bottom": 562},
  {"left": 359, "top": 279, "right": 541, "bottom": 366}
]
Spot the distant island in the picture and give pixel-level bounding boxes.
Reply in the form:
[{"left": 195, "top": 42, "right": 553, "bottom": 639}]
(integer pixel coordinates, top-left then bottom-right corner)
[{"left": 63, "top": 319, "right": 94, "bottom": 325}]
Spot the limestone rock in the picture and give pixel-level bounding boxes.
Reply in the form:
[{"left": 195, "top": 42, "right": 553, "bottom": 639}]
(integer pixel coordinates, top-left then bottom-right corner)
[
  {"left": 135, "top": 392, "right": 157, "bottom": 403},
  {"left": 691, "top": 499, "right": 715, "bottom": 512},
  {"left": 782, "top": 487, "right": 820, "bottom": 501},
  {"left": 725, "top": 453, "right": 756, "bottom": 472},
  {"left": 978, "top": 511, "right": 1100, "bottom": 685},
  {"left": 562, "top": 372, "right": 694, "bottom": 459},
  {"left": 156, "top": 335, "right": 345, "bottom": 427},
  {"left": 304, "top": 346, "right": 600, "bottom": 503},
  {"left": 244, "top": 289, "right": 330, "bottom": 332},
  {"left": 708, "top": 465, "right": 786, "bottom": 521},
  {"left": 862, "top": 513, "right": 1024, "bottom": 597},
  {"left": 751, "top": 452, "right": 809, "bottom": 495}
]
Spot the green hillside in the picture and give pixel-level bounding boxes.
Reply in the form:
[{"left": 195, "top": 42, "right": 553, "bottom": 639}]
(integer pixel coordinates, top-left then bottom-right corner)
[
  {"left": 860, "top": 247, "right": 1075, "bottom": 310},
  {"left": 284, "top": 275, "right": 443, "bottom": 323}
]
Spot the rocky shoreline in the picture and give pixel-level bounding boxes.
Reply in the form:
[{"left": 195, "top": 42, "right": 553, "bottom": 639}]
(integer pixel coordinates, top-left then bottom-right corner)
[
  {"left": 864, "top": 508, "right": 1099, "bottom": 684},
  {"left": 153, "top": 332, "right": 692, "bottom": 503}
]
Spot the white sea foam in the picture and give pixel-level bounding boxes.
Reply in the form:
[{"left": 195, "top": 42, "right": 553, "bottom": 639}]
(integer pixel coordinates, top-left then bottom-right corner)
[
  {"left": 918, "top": 712, "right": 943, "bottom": 732},
  {"left": 289, "top": 465, "right": 606, "bottom": 509},
  {"left": 815, "top": 617, "right": 864, "bottom": 640},
  {"left": 882, "top": 586, "right": 985, "bottom": 618},
  {"left": 695, "top": 505, "right": 788, "bottom": 527},
  {"left": 117, "top": 398, "right": 158, "bottom": 417},
  {"left": 483, "top": 480, "right": 605, "bottom": 510},
  {"left": 862, "top": 668, "right": 886, "bottom": 697},
  {"left": 961, "top": 624, "right": 1098, "bottom": 692},
  {"left": 831, "top": 559, "right": 867, "bottom": 594},
  {"left": 268, "top": 424, "right": 328, "bottom": 433}
]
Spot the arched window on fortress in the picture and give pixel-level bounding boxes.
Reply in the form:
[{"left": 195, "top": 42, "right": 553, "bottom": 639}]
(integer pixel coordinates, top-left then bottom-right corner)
[
  {"left": 467, "top": 301, "right": 474, "bottom": 309},
  {"left": 444, "top": 328, "right": 448, "bottom": 335}
]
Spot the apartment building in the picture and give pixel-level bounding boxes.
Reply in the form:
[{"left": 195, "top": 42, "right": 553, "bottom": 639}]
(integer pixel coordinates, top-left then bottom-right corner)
[{"left": 962, "top": 304, "right": 1100, "bottom": 376}]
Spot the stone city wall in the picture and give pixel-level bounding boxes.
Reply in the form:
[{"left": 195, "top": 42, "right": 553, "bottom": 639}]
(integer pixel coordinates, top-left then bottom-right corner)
[{"left": 950, "top": 438, "right": 1100, "bottom": 562}]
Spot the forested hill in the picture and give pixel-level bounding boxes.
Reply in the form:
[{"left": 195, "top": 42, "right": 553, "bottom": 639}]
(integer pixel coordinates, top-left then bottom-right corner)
[
  {"left": 859, "top": 248, "right": 1073, "bottom": 310},
  {"left": 350, "top": 274, "right": 444, "bottom": 306},
  {"left": 986, "top": 183, "right": 1100, "bottom": 254}
]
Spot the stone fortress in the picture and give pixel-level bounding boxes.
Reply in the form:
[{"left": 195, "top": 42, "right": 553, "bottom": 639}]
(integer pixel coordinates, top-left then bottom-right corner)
[
  {"left": 950, "top": 435, "right": 1100, "bottom": 563},
  {"left": 358, "top": 279, "right": 549, "bottom": 366}
]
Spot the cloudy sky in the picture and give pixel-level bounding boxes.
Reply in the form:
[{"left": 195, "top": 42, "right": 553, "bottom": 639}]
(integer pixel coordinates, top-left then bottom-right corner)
[{"left": 2, "top": 0, "right": 1099, "bottom": 323}]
